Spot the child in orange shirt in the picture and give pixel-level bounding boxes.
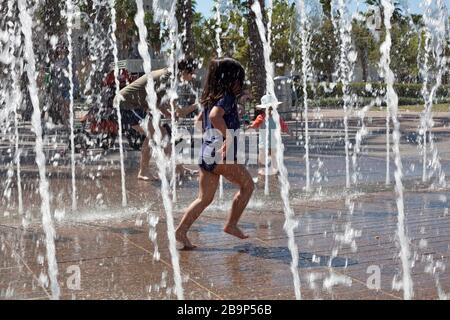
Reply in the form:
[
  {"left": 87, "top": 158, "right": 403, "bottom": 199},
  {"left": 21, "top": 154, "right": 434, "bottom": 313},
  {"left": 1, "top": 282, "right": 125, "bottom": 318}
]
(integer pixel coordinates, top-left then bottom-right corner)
[{"left": 248, "top": 96, "right": 290, "bottom": 175}]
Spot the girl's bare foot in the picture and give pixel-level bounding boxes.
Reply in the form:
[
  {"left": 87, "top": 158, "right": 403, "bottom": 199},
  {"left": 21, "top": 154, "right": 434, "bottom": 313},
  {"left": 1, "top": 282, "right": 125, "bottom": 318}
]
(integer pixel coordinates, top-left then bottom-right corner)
[
  {"left": 175, "top": 228, "right": 197, "bottom": 250},
  {"left": 224, "top": 224, "right": 249, "bottom": 240},
  {"left": 138, "top": 174, "right": 150, "bottom": 181},
  {"left": 176, "top": 167, "right": 199, "bottom": 180},
  {"left": 138, "top": 172, "right": 159, "bottom": 181},
  {"left": 270, "top": 168, "right": 279, "bottom": 176},
  {"left": 185, "top": 169, "right": 199, "bottom": 176}
]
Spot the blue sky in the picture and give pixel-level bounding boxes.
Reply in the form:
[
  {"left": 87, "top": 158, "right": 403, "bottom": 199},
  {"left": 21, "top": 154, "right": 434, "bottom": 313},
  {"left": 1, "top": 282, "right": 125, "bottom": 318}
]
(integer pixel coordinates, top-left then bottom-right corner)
[{"left": 196, "top": 0, "right": 450, "bottom": 18}]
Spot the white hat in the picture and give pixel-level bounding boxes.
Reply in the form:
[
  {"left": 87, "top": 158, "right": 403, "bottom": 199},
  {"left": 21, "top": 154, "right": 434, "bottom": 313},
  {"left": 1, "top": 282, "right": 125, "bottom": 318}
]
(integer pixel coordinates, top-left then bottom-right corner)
[{"left": 255, "top": 94, "right": 282, "bottom": 109}]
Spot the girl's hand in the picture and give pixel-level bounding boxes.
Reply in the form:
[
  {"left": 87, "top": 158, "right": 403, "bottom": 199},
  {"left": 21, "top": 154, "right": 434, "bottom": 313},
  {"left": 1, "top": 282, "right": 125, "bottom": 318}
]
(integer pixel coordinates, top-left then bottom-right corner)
[
  {"left": 219, "top": 138, "right": 233, "bottom": 161},
  {"left": 219, "top": 143, "right": 227, "bottom": 160}
]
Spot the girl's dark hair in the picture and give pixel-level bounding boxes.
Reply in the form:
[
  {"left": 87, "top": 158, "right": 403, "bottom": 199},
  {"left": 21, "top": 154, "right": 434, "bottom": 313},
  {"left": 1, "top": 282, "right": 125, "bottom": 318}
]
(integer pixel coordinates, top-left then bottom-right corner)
[{"left": 201, "top": 58, "right": 245, "bottom": 108}]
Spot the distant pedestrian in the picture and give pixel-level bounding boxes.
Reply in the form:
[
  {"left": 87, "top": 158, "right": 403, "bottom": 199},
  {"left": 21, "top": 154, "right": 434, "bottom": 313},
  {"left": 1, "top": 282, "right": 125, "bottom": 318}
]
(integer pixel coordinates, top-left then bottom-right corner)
[{"left": 248, "top": 95, "right": 290, "bottom": 176}]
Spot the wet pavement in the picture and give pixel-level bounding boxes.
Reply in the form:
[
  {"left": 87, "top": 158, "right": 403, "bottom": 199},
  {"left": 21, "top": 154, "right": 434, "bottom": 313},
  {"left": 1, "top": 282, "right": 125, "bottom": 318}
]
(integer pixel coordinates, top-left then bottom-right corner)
[{"left": 1, "top": 110, "right": 450, "bottom": 300}]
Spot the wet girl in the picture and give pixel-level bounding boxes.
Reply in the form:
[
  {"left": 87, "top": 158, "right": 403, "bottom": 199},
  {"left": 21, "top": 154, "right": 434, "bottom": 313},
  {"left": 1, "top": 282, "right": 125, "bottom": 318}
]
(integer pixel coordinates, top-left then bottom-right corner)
[{"left": 175, "top": 58, "right": 255, "bottom": 250}]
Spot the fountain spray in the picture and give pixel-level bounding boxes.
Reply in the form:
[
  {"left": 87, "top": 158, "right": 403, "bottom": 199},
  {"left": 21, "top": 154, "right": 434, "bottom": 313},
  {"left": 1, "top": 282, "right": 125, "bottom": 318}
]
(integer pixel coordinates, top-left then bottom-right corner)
[
  {"left": 65, "top": 0, "right": 77, "bottom": 211},
  {"left": 324, "top": 0, "right": 361, "bottom": 295},
  {"left": 18, "top": 0, "right": 60, "bottom": 299},
  {"left": 214, "top": 0, "right": 225, "bottom": 200},
  {"left": 263, "top": 0, "right": 274, "bottom": 196},
  {"left": 214, "top": 0, "right": 223, "bottom": 58},
  {"left": 4, "top": 0, "right": 24, "bottom": 217},
  {"left": 108, "top": 0, "right": 127, "bottom": 207},
  {"left": 419, "top": 0, "right": 448, "bottom": 187},
  {"left": 252, "top": 0, "right": 302, "bottom": 300},
  {"left": 165, "top": 1, "right": 182, "bottom": 204},
  {"left": 136, "top": 0, "right": 184, "bottom": 300},
  {"left": 296, "top": 0, "right": 312, "bottom": 192},
  {"left": 11, "top": 25, "right": 24, "bottom": 218},
  {"left": 331, "top": 0, "right": 356, "bottom": 189},
  {"left": 380, "top": 0, "right": 413, "bottom": 300}
]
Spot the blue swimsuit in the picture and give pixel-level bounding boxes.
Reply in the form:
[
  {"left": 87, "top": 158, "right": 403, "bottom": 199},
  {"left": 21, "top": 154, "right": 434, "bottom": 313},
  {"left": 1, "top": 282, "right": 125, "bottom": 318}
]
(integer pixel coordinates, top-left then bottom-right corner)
[{"left": 199, "top": 94, "right": 240, "bottom": 172}]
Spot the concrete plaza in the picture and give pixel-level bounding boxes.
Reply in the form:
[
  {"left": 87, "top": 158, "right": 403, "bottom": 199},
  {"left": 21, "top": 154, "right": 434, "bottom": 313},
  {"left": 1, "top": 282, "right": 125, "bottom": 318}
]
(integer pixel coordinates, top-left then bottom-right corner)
[{"left": 1, "top": 109, "right": 450, "bottom": 300}]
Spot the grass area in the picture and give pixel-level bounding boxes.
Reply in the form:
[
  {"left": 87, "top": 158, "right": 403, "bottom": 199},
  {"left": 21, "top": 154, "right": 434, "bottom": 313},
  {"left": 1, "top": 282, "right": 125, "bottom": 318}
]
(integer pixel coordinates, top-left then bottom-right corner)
[
  {"left": 372, "top": 104, "right": 450, "bottom": 112},
  {"left": 399, "top": 104, "right": 450, "bottom": 112}
]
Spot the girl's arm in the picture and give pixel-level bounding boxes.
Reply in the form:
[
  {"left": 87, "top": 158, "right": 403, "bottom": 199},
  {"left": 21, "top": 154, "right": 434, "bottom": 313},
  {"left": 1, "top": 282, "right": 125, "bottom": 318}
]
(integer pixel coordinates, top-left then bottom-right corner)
[
  {"left": 209, "top": 107, "right": 227, "bottom": 136},
  {"left": 176, "top": 103, "right": 198, "bottom": 118},
  {"left": 194, "top": 111, "right": 203, "bottom": 132},
  {"left": 159, "top": 103, "right": 172, "bottom": 119},
  {"left": 248, "top": 114, "right": 265, "bottom": 130},
  {"left": 209, "top": 106, "right": 233, "bottom": 159},
  {"left": 280, "top": 118, "right": 290, "bottom": 134}
]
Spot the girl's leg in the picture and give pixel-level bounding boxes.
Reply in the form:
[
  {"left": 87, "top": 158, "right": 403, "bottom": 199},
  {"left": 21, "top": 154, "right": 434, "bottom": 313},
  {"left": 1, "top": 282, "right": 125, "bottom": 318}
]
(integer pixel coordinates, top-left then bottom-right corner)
[
  {"left": 135, "top": 122, "right": 153, "bottom": 180},
  {"left": 213, "top": 164, "right": 255, "bottom": 239},
  {"left": 270, "top": 148, "right": 278, "bottom": 175},
  {"left": 176, "top": 169, "right": 220, "bottom": 249},
  {"left": 138, "top": 135, "right": 152, "bottom": 180},
  {"left": 258, "top": 144, "right": 266, "bottom": 175},
  {"left": 138, "top": 121, "right": 169, "bottom": 181}
]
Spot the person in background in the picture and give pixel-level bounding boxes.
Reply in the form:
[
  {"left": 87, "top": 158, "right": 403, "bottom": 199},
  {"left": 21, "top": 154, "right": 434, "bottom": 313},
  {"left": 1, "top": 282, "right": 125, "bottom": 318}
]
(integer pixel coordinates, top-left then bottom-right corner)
[
  {"left": 248, "top": 95, "right": 290, "bottom": 176},
  {"left": 118, "top": 58, "right": 200, "bottom": 181}
]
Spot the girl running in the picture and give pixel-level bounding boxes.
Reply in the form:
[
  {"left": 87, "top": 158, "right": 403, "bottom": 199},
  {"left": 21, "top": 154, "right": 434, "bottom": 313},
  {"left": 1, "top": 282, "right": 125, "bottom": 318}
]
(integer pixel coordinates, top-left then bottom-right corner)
[{"left": 175, "top": 58, "right": 255, "bottom": 250}]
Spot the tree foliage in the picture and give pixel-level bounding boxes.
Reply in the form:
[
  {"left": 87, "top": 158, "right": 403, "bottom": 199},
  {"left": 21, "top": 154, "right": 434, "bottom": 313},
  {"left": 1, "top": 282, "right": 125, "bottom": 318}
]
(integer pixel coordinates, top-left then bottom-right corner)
[{"left": 34, "top": 0, "right": 450, "bottom": 92}]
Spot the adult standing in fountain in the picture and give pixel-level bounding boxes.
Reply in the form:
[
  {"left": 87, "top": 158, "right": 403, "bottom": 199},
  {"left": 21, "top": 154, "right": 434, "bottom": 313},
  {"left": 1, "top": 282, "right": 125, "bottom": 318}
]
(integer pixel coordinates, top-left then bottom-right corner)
[
  {"left": 175, "top": 58, "right": 255, "bottom": 250},
  {"left": 119, "top": 58, "right": 200, "bottom": 181}
]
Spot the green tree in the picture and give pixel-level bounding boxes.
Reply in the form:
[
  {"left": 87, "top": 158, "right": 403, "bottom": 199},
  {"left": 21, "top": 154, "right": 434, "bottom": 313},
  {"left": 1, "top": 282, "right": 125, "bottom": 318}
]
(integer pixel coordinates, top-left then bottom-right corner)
[
  {"left": 352, "top": 19, "right": 378, "bottom": 82},
  {"left": 191, "top": 11, "right": 216, "bottom": 66},
  {"left": 390, "top": 21, "right": 420, "bottom": 82},
  {"left": 177, "top": 0, "right": 196, "bottom": 55},
  {"left": 270, "top": 0, "right": 295, "bottom": 76},
  {"left": 114, "top": 0, "right": 164, "bottom": 57},
  {"left": 365, "top": 0, "right": 404, "bottom": 24},
  {"left": 310, "top": 18, "right": 338, "bottom": 82},
  {"left": 319, "top": 0, "right": 331, "bottom": 19},
  {"left": 245, "top": 0, "right": 267, "bottom": 105}
]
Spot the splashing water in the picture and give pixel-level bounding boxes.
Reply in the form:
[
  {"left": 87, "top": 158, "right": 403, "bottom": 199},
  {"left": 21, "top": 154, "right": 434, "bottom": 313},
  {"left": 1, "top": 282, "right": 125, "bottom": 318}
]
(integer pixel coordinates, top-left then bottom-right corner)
[
  {"left": 214, "top": 0, "right": 225, "bottom": 200},
  {"left": 13, "top": 66, "right": 24, "bottom": 219},
  {"left": 419, "top": 0, "right": 448, "bottom": 187},
  {"left": 214, "top": 0, "right": 223, "bottom": 58},
  {"left": 352, "top": 98, "right": 380, "bottom": 184},
  {"left": 154, "top": 0, "right": 183, "bottom": 203},
  {"left": 252, "top": 1, "right": 302, "bottom": 300},
  {"left": 263, "top": 0, "right": 274, "bottom": 196},
  {"left": 380, "top": 0, "right": 413, "bottom": 300},
  {"left": 168, "top": 9, "right": 181, "bottom": 204},
  {"left": 18, "top": 0, "right": 60, "bottom": 299},
  {"left": 326, "top": 3, "right": 361, "bottom": 292},
  {"left": 108, "top": 0, "right": 127, "bottom": 207},
  {"left": 331, "top": 0, "right": 357, "bottom": 189},
  {"left": 83, "top": 0, "right": 109, "bottom": 119},
  {"left": 65, "top": 0, "right": 77, "bottom": 211},
  {"left": 135, "top": 0, "right": 184, "bottom": 300},
  {"left": 4, "top": 1, "right": 24, "bottom": 218},
  {"left": 295, "top": 0, "right": 315, "bottom": 192},
  {"left": 1, "top": 0, "right": 449, "bottom": 302}
]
